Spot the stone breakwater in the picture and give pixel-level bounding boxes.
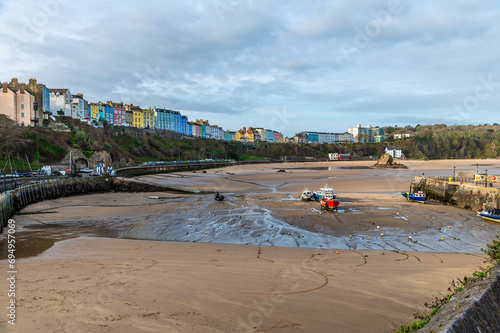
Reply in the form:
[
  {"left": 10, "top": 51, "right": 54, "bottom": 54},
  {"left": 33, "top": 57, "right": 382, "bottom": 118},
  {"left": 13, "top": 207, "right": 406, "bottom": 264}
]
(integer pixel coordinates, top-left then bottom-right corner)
[
  {"left": 414, "top": 177, "right": 500, "bottom": 211},
  {"left": 421, "top": 266, "right": 500, "bottom": 333},
  {"left": 0, "top": 176, "right": 202, "bottom": 233},
  {"left": 413, "top": 176, "right": 500, "bottom": 332}
]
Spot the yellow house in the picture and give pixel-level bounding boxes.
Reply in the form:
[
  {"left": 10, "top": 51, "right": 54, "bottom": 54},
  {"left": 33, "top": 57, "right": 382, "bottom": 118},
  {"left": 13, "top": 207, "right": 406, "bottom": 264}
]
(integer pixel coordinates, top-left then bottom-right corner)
[
  {"left": 142, "top": 109, "right": 155, "bottom": 129},
  {"left": 89, "top": 103, "right": 99, "bottom": 122},
  {"left": 236, "top": 127, "right": 260, "bottom": 142},
  {"left": 133, "top": 109, "right": 143, "bottom": 128}
]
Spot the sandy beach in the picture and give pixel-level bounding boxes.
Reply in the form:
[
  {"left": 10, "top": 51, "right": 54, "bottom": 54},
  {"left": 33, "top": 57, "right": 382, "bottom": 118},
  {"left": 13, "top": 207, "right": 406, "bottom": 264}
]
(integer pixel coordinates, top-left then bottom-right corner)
[{"left": 1, "top": 159, "right": 499, "bottom": 332}]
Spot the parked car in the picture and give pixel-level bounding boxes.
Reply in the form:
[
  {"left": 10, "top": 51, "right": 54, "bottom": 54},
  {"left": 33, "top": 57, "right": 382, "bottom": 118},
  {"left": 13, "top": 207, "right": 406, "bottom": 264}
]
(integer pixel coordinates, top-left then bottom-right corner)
[
  {"left": 80, "top": 168, "right": 93, "bottom": 173},
  {"left": 89, "top": 172, "right": 102, "bottom": 176}
]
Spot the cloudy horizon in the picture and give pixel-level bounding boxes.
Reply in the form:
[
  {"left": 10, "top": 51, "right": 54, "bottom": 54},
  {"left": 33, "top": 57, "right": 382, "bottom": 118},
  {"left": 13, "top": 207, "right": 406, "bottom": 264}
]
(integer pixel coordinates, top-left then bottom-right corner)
[{"left": 1, "top": 0, "right": 499, "bottom": 136}]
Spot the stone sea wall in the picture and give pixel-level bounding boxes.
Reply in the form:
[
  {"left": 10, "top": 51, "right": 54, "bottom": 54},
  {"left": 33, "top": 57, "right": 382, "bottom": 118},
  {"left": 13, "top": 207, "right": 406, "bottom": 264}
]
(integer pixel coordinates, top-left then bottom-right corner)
[
  {"left": 0, "top": 176, "right": 202, "bottom": 233},
  {"left": 413, "top": 177, "right": 500, "bottom": 332},
  {"left": 415, "top": 177, "right": 500, "bottom": 211},
  {"left": 420, "top": 266, "right": 500, "bottom": 333}
]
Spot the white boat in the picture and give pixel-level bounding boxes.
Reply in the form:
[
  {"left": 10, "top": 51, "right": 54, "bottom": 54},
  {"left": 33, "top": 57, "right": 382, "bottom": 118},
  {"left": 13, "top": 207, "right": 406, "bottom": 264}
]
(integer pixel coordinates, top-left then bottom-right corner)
[
  {"left": 477, "top": 208, "right": 500, "bottom": 223},
  {"left": 314, "top": 185, "right": 336, "bottom": 201},
  {"left": 301, "top": 188, "right": 313, "bottom": 201}
]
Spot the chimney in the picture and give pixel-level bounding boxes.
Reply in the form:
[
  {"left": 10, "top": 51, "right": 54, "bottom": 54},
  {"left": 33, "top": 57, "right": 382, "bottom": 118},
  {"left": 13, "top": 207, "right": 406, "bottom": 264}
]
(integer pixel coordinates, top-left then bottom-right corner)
[
  {"left": 20, "top": 83, "right": 25, "bottom": 94},
  {"left": 2, "top": 82, "right": 7, "bottom": 93}
]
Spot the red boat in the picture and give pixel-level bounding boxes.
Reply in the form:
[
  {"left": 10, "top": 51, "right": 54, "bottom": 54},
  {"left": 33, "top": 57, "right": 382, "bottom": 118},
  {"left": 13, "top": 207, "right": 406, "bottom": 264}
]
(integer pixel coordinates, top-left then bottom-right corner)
[{"left": 320, "top": 198, "right": 340, "bottom": 212}]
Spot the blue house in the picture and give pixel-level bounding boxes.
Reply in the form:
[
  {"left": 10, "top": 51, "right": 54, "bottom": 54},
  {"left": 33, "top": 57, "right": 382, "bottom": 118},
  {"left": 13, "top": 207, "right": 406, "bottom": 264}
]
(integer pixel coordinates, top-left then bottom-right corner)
[
  {"left": 307, "top": 132, "right": 319, "bottom": 143},
  {"left": 181, "top": 115, "right": 188, "bottom": 135},
  {"left": 267, "top": 130, "right": 274, "bottom": 142},
  {"left": 104, "top": 104, "right": 114, "bottom": 124}
]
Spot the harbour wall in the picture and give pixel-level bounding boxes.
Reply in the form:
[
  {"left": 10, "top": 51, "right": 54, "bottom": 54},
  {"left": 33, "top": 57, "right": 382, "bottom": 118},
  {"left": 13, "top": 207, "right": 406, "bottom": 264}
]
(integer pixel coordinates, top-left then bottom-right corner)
[
  {"left": 115, "top": 160, "right": 281, "bottom": 177},
  {"left": 413, "top": 177, "right": 500, "bottom": 332},
  {"left": 421, "top": 266, "right": 500, "bottom": 333},
  {"left": 0, "top": 176, "right": 203, "bottom": 233},
  {"left": 414, "top": 177, "right": 500, "bottom": 211}
]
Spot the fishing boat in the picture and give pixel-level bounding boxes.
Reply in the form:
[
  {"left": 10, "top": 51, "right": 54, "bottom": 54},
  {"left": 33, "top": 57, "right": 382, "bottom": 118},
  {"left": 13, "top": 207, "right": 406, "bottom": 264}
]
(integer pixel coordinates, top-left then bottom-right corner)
[
  {"left": 313, "top": 185, "right": 336, "bottom": 201},
  {"left": 477, "top": 208, "right": 500, "bottom": 223},
  {"left": 214, "top": 192, "right": 226, "bottom": 201},
  {"left": 301, "top": 188, "right": 313, "bottom": 201},
  {"left": 402, "top": 191, "right": 426, "bottom": 203},
  {"left": 320, "top": 192, "right": 340, "bottom": 212}
]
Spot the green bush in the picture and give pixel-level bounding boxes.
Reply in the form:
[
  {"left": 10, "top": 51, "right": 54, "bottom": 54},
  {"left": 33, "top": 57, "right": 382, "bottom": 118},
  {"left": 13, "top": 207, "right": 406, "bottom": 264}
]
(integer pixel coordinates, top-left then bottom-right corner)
[{"left": 82, "top": 150, "right": 94, "bottom": 158}]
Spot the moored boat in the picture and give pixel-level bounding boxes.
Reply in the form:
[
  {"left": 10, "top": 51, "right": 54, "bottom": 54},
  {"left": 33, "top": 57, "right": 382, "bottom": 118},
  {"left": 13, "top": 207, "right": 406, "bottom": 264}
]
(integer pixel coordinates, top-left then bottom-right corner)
[
  {"left": 402, "top": 191, "right": 426, "bottom": 203},
  {"left": 477, "top": 208, "right": 500, "bottom": 223},
  {"left": 301, "top": 188, "right": 313, "bottom": 201},
  {"left": 320, "top": 198, "right": 340, "bottom": 212},
  {"left": 313, "top": 185, "right": 336, "bottom": 201},
  {"left": 214, "top": 192, "right": 226, "bottom": 201}
]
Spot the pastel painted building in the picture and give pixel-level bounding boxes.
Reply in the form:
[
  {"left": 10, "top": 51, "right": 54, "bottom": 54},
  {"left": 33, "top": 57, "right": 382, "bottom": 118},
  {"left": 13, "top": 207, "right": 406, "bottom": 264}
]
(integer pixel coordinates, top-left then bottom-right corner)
[
  {"left": 154, "top": 108, "right": 182, "bottom": 132},
  {"left": 97, "top": 102, "right": 105, "bottom": 121},
  {"left": 89, "top": 103, "right": 99, "bottom": 122},
  {"left": 267, "top": 130, "right": 275, "bottom": 142},
  {"left": 307, "top": 132, "right": 319, "bottom": 143},
  {"left": 254, "top": 128, "right": 267, "bottom": 142},
  {"left": 101, "top": 103, "right": 114, "bottom": 124},
  {"left": 125, "top": 104, "right": 141, "bottom": 127},
  {"left": 189, "top": 122, "right": 202, "bottom": 137},
  {"left": 108, "top": 101, "right": 126, "bottom": 126},
  {"left": 338, "top": 133, "right": 354, "bottom": 143},
  {"left": 143, "top": 108, "right": 155, "bottom": 128},
  {"left": 236, "top": 127, "right": 261, "bottom": 142},
  {"left": 0, "top": 82, "right": 36, "bottom": 126},
  {"left": 385, "top": 146, "right": 403, "bottom": 158},
  {"left": 274, "top": 132, "right": 283, "bottom": 142},
  {"left": 25, "top": 78, "right": 50, "bottom": 122},
  {"left": 72, "top": 94, "right": 86, "bottom": 120},
  {"left": 50, "top": 88, "right": 72, "bottom": 116}
]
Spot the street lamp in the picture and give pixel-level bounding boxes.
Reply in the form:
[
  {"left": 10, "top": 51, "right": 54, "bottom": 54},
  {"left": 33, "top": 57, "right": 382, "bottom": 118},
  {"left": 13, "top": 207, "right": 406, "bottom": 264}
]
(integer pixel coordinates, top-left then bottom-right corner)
[
  {"left": 453, "top": 166, "right": 456, "bottom": 181},
  {"left": 485, "top": 169, "right": 488, "bottom": 187}
]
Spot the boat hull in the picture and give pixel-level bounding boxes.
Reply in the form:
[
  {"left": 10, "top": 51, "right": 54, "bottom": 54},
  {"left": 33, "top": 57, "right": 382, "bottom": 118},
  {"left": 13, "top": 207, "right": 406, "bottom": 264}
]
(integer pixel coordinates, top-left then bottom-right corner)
[
  {"left": 478, "top": 212, "right": 500, "bottom": 223},
  {"left": 402, "top": 192, "right": 426, "bottom": 203},
  {"left": 321, "top": 199, "right": 340, "bottom": 212}
]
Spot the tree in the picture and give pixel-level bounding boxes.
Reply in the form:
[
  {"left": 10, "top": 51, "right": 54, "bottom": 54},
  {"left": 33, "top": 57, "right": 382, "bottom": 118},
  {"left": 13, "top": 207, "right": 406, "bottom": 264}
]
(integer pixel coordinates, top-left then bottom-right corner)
[
  {"left": 0, "top": 115, "right": 29, "bottom": 158},
  {"left": 57, "top": 109, "right": 65, "bottom": 116},
  {"left": 42, "top": 119, "right": 50, "bottom": 127}
]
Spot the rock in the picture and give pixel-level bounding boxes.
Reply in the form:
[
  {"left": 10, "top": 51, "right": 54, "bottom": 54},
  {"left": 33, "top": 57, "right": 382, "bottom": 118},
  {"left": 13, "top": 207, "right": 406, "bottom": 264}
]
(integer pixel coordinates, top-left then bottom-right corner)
[{"left": 374, "top": 154, "right": 407, "bottom": 169}]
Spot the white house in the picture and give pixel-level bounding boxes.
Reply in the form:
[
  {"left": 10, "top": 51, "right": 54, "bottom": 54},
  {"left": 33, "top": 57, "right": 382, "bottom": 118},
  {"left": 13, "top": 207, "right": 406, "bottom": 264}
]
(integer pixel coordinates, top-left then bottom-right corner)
[
  {"left": 394, "top": 133, "right": 414, "bottom": 140},
  {"left": 385, "top": 146, "right": 403, "bottom": 158},
  {"left": 50, "top": 89, "right": 72, "bottom": 116}
]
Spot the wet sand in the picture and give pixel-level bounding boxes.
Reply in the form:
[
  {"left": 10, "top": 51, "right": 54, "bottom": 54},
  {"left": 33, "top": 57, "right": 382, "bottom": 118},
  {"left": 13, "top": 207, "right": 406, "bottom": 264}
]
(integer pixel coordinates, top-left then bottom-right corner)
[
  {"left": 1, "top": 159, "right": 499, "bottom": 332},
  {"left": 0, "top": 238, "right": 488, "bottom": 333}
]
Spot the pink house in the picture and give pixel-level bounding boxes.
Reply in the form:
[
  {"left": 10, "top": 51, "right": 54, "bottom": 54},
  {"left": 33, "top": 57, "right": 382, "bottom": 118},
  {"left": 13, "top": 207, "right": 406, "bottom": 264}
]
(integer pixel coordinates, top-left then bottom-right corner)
[
  {"left": 0, "top": 82, "right": 36, "bottom": 126},
  {"left": 108, "top": 101, "right": 126, "bottom": 126},
  {"left": 274, "top": 131, "right": 283, "bottom": 142}
]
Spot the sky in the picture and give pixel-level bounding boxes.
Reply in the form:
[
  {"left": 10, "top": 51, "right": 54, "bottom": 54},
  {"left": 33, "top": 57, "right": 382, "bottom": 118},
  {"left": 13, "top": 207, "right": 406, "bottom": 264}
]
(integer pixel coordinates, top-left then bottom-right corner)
[{"left": 1, "top": 0, "right": 500, "bottom": 137}]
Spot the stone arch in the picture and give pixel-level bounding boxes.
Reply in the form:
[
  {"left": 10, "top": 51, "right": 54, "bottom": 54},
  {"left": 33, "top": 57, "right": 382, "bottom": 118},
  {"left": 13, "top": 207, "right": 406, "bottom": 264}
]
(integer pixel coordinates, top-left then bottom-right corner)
[{"left": 74, "top": 158, "right": 88, "bottom": 170}]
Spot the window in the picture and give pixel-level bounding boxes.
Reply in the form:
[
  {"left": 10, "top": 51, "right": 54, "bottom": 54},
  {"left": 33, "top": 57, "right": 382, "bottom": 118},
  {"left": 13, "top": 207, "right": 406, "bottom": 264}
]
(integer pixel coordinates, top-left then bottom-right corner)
[
  {"left": 21, "top": 113, "right": 24, "bottom": 118},
  {"left": 20, "top": 96, "right": 24, "bottom": 102},
  {"left": 21, "top": 104, "right": 24, "bottom": 110}
]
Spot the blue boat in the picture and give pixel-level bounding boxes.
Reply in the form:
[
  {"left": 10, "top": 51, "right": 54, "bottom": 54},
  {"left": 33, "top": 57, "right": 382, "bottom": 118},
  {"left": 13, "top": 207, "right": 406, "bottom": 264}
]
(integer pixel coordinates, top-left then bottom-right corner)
[
  {"left": 477, "top": 208, "right": 500, "bottom": 223},
  {"left": 313, "top": 185, "right": 337, "bottom": 201},
  {"left": 402, "top": 191, "right": 426, "bottom": 203}
]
